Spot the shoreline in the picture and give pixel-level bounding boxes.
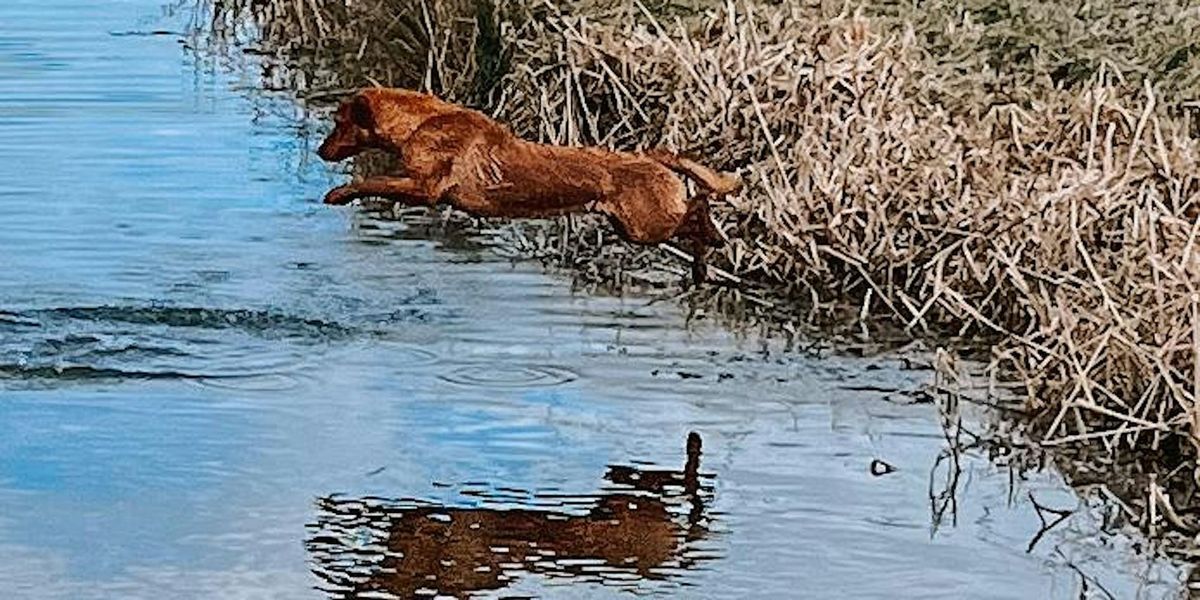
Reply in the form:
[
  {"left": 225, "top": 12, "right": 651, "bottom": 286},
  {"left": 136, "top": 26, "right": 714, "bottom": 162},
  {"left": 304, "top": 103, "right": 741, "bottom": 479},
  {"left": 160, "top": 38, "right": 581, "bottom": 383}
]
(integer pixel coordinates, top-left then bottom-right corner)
[{"left": 205, "top": 0, "right": 1200, "bottom": 555}]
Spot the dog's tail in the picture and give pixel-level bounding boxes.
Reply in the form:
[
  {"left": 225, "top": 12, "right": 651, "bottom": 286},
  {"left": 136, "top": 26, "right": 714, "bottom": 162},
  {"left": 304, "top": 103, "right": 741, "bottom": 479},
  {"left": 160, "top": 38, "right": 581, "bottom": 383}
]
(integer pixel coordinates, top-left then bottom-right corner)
[{"left": 645, "top": 149, "right": 742, "bottom": 197}]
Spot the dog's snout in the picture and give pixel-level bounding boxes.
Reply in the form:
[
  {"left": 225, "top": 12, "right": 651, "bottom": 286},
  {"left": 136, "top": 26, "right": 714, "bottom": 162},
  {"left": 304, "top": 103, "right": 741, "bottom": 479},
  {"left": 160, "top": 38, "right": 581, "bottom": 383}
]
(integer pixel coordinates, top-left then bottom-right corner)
[
  {"left": 317, "top": 133, "right": 352, "bottom": 162},
  {"left": 317, "top": 140, "right": 338, "bottom": 161}
]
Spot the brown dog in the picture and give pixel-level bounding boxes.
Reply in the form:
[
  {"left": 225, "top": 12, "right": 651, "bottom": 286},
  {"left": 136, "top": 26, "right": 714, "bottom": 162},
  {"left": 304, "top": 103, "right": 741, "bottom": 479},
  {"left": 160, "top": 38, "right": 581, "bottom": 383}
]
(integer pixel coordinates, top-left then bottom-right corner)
[{"left": 317, "top": 88, "right": 741, "bottom": 282}]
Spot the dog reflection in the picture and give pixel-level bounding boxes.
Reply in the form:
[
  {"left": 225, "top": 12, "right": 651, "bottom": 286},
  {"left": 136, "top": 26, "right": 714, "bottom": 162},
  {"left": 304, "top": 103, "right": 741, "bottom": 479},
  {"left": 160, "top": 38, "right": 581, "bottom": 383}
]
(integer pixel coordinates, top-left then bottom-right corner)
[{"left": 308, "top": 433, "right": 710, "bottom": 598}]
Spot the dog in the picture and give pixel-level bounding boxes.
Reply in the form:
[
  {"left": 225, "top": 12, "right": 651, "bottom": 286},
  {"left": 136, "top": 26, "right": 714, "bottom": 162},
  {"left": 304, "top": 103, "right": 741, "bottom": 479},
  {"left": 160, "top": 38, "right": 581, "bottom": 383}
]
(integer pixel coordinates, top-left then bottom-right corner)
[
  {"left": 317, "top": 88, "right": 741, "bottom": 282},
  {"left": 307, "top": 433, "right": 710, "bottom": 598}
]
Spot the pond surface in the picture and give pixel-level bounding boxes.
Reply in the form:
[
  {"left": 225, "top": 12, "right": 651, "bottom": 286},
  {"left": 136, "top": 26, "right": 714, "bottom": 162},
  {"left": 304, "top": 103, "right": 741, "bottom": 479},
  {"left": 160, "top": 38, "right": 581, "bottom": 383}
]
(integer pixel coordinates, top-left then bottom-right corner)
[{"left": 0, "top": 1, "right": 1189, "bottom": 598}]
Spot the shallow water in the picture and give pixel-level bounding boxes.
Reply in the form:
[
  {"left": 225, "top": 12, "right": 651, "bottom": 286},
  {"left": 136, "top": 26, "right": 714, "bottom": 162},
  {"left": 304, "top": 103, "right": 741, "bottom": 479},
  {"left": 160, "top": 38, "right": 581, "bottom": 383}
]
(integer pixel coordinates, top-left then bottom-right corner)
[{"left": 0, "top": 1, "right": 1190, "bottom": 598}]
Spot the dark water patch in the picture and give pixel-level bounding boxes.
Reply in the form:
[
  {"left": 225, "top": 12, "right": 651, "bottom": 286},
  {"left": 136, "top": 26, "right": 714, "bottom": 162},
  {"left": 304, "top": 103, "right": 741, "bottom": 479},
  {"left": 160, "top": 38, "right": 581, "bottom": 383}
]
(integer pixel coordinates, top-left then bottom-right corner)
[
  {"left": 307, "top": 433, "right": 711, "bottom": 599},
  {"left": 0, "top": 361, "right": 309, "bottom": 392},
  {"left": 0, "top": 310, "right": 41, "bottom": 328},
  {"left": 31, "top": 305, "right": 355, "bottom": 339},
  {"left": 0, "top": 362, "right": 201, "bottom": 383},
  {"left": 84, "top": 342, "right": 193, "bottom": 360},
  {"left": 0, "top": 305, "right": 355, "bottom": 389},
  {"left": 108, "top": 30, "right": 182, "bottom": 37},
  {"left": 0, "top": 304, "right": 461, "bottom": 390},
  {"left": 356, "top": 307, "right": 459, "bottom": 326}
]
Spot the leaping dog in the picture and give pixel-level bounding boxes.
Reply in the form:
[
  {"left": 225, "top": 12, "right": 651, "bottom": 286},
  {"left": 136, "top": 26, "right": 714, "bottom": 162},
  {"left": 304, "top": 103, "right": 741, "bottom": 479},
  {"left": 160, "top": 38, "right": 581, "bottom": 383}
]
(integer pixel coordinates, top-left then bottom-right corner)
[{"left": 317, "top": 88, "right": 741, "bottom": 282}]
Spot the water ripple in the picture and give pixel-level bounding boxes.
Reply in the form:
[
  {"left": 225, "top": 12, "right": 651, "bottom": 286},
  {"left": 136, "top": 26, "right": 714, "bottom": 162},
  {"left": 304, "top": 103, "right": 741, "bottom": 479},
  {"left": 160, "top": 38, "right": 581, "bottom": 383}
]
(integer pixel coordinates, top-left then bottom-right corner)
[
  {"left": 437, "top": 364, "right": 578, "bottom": 389},
  {"left": 0, "top": 304, "right": 353, "bottom": 388}
]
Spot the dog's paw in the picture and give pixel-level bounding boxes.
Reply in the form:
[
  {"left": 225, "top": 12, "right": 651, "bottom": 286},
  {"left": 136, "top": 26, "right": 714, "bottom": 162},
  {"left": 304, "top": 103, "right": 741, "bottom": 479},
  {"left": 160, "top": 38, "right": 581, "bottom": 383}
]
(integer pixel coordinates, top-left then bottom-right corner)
[
  {"left": 716, "top": 173, "right": 743, "bottom": 196},
  {"left": 323, "top": 186, "right": 356, "bottom": 205}
]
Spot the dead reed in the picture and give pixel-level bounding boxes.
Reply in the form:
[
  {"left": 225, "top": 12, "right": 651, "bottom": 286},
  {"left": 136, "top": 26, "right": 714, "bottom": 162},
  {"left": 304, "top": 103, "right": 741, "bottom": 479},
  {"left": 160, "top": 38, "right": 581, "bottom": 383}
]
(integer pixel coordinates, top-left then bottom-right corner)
[{"left": 206, "top": 0, "right": 1200, "bottom": 534}]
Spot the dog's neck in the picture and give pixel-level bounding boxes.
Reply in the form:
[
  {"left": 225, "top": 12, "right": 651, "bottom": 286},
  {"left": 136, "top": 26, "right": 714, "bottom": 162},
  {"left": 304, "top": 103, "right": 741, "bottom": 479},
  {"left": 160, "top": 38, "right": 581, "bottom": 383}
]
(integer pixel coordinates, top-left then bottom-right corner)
[{"left": 364, "top": 90, "right": 459, "bottom": 152}]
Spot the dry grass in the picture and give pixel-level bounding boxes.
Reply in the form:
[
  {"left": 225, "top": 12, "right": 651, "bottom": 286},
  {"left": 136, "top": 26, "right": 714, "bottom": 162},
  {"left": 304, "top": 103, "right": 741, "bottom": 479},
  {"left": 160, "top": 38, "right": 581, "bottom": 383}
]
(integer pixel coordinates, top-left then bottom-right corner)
[
  {"left": 205, "top": 0, "right": 1200, "bottom": 533},
  {"left": 203, "top": 0, "right": 496, "bottom": 99}
]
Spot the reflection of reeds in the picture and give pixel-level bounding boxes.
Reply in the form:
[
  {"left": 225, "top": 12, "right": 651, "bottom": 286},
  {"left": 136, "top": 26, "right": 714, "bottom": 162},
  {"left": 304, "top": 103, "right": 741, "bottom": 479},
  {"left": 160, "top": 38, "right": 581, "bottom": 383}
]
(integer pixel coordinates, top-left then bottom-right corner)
[{"left": 208, "top": 0, "right": 1200, "bottom": 534}]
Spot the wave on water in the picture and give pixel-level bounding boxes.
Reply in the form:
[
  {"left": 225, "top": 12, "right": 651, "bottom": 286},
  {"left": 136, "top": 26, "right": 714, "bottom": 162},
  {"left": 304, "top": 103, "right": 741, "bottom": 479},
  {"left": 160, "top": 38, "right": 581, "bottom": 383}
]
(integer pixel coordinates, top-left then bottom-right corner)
[
  {"left": 0, "top": 304, "right": 361, "bottom": 388},
  {"left": 0, "top": 363, "right": 200, "bottom": 382},
  {"left": 30, "top": 305, "right": 356, "bottom": 338}
]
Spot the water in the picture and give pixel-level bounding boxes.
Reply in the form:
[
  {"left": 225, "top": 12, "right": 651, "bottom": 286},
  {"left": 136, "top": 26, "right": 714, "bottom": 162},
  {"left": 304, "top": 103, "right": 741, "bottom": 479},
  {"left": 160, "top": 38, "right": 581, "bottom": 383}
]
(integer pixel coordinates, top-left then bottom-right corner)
[{"left": 0, "top": 1, "right": 1189, "bottom": 598}]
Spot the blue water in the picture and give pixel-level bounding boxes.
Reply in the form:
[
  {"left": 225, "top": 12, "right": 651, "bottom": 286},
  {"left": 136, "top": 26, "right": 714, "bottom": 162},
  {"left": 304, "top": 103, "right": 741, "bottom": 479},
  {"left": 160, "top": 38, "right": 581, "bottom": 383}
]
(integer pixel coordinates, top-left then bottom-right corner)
[{"left": 0, "top": 1, "right": 1188, "bottom": 598}]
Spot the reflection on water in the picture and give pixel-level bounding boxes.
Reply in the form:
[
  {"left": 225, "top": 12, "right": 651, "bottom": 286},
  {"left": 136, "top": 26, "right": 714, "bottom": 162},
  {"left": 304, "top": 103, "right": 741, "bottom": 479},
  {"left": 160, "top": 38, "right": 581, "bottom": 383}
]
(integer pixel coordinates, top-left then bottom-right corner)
[
  {"left": 309, "top": 433, "right": 711, "bottom": 598},
  {"left": 0, "top": 0, "right": 1193, "bottom": 598}
]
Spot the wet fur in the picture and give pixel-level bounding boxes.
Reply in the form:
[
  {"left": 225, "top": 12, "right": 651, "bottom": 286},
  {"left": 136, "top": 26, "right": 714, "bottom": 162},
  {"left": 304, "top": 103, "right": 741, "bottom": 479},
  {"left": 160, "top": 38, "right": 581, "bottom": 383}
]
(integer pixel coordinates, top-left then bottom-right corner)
[{"left": 317, "top": 88, "right": 741, "bottom": 281}]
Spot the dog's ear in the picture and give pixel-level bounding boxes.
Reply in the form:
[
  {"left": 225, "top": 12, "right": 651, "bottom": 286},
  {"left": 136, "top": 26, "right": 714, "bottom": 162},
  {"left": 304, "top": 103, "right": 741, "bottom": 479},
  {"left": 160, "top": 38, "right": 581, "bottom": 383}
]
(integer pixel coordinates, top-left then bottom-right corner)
[{"left": 348, "top": 93, "right": 374, "bottom": 129}]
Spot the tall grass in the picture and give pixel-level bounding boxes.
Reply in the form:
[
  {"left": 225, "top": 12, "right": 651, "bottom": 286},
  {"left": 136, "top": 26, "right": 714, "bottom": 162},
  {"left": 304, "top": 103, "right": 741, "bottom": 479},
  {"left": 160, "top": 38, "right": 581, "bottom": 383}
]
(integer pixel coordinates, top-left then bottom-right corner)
[{"left": 207, "top": 0, "right": 1200, "bottom": 533}]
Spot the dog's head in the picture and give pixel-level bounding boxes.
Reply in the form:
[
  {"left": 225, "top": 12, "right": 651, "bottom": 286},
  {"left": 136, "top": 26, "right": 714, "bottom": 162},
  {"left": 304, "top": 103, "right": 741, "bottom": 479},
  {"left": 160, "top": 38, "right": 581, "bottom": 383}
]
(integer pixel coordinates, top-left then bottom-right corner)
[
  {"left": 317, "top": 92, "right": 378, "bottom": 162},
  {"left": 318, "top": 88, "right": 454, "bottom": 162}
]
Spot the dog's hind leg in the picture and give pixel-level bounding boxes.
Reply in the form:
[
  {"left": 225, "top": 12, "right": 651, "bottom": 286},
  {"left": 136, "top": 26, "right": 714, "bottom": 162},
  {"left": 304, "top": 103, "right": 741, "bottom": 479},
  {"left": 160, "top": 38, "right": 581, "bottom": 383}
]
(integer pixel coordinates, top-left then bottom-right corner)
[
  {"left": 322, "top": 176, "right": 442, "bottom": 206},
  {"left": 676, "top": 196, "right": 725, "bottom": 245},
  {"left": 644, "top": 149, "right": 742, "bottom": 197},
  {"left": 675, "top": 195, "right": 728, "bottom": 285}
]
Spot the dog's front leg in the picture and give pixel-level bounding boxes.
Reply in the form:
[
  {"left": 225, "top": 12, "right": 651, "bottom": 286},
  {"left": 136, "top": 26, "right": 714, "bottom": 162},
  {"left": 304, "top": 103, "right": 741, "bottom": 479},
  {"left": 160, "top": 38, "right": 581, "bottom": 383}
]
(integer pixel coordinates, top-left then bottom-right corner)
[{"left": 323, "top": 176, "right": 440, "bottom": 206}]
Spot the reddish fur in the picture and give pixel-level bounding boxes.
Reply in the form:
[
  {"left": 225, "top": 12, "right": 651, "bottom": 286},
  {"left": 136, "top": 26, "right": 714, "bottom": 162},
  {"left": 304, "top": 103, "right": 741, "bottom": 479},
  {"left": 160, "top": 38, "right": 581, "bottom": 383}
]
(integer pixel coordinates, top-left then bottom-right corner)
[{"left": 317, "top": 88, "right": 741, "bottom": 281}]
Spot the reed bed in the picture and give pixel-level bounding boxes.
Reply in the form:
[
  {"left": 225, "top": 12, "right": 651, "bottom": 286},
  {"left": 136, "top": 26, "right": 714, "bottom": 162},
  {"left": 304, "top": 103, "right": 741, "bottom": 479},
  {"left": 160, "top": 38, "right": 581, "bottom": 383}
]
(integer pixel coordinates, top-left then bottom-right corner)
[{"left": 206, "top": 0, "right": 1200, "bottom": 534}]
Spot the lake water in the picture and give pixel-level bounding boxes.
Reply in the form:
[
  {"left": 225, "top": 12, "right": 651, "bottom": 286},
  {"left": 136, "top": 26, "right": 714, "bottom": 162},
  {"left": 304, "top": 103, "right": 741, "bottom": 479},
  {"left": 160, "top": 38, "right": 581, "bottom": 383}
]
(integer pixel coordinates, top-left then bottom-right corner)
[{"left": 0, "top": 1, "right": 1190, "bottom": 598}]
